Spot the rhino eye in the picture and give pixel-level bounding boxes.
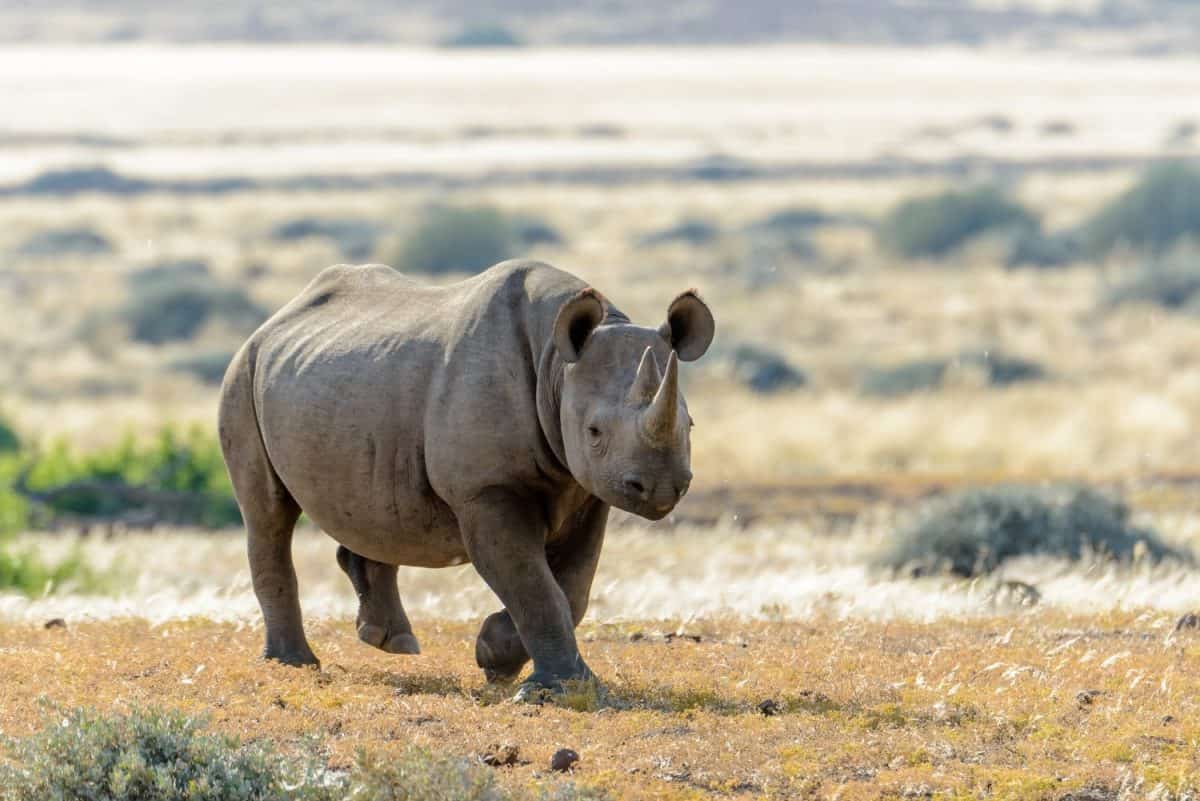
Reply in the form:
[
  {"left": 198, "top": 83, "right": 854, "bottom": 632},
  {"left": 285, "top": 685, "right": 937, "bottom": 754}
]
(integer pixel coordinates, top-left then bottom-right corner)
[{"left": 587, "top": 425, "right": 602, "bottom": 438}]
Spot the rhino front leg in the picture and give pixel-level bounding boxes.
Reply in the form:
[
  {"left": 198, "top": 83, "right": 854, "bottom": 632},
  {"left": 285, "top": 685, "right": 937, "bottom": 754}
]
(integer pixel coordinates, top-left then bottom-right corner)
[
  {"left": 475, "top": 499, "right": 608, "bottom": 683},
  {"left": 460, "top": 489, "right": 591, "bottom": 696},
  {"left": 336, "top": 546, "right": 420, "bottom": 655}
]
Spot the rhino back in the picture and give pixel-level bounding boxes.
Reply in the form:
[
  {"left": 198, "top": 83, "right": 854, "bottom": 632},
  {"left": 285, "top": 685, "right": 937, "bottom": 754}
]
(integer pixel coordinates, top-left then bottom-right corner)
[{"left": 244, "top": 261, "right": 584, "bottom": 564}]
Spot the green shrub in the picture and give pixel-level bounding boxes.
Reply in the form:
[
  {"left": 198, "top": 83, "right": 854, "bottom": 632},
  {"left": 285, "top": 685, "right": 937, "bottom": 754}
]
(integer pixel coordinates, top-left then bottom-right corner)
[
  {"left": 0, "top": 707, "right": 340, "bottom": 801},
  {"left": 2, "top": 707, "right": 609, "bottom": 801},
  {"left": 879, "top": 186, "right": 1038, "bottom": 259},
  {"left": 878, "top": 485, "right": 1186, "bottom": 577},
  {"left": 397, "top": 206, "right": 515, "bottom": 275},
  {"left": 20, "top": 426, "right": 241, "bottom": 529},
  {"left": 1082, "top": 162, "right": 1200, "bottom": 256},
  {"left": 439, "top": 23, "right": 524, "bottom": 48},
  {"left": 123, "top": 272, "right": 266, "bottom": 344},
  {"left": 0, "top": 417, "right": 18, "bottom": 453},
  {"left": 0, "top": 545, "right": 103, "bottom": 597}
]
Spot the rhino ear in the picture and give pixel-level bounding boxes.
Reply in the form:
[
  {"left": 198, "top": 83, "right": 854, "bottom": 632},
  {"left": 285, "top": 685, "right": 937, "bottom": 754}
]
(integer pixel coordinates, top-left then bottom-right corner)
[
  {"left": 553, "top": 288, "right": 605, "bottom": 363},
  {"left": 658, "top": 290, "right": 714, "bottom": 361}
]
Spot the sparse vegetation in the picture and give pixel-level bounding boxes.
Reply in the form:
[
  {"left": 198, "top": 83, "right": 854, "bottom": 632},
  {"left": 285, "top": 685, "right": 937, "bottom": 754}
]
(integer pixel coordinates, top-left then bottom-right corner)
[
  {"left": 15, "top": 225, "right": 113, "bottom": 257},
  {"left": 271, "top": 217, "right": 381, "bottom": 261},
  {"left": 725, "top": 344, "right": 807, "bottom": 393},
  {"left": 0, "top": 707, "right": 339, "bottom": 801},
  {"left": 168, "top": 350, "right": 236, "bottom": 385},
  {"left": 7, "top": 425, "right": 239, "bottom": 531},
  {"left": 439, "top": 23, "right": 523, "bottom": 48},
  {"left": 120, "top": 268, "right": 266, "bottom": 345},
  {"left": 879, "top": 485, "right": 1185, "bottom": 577},
  {"left": 397, "top": 206, "right": 515, "bottom": 275},
  {"left": 861, "top": 351, "right": 1044, "bottom": 396},
  {"left": 879, "top": 186, "right": 1038, "bottom": 259},
  {"left": 1103, "top": 247, "right": 1200, "bottom": 311},
  {"left": 1082, "top": 162, "right": 1200, "bottom": 256},
  {"left": 1, "top": 705, "right": 610, "bottom": 801},
  {"left": 635, "top": 218, "right": 720, "bottom": 248},
  {"left": 860, "top": 359, "right": 948, "bottom": 397}
]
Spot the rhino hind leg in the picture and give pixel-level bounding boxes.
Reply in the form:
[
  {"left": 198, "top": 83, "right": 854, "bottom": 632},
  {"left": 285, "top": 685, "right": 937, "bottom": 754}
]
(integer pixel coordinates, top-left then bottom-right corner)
[
  {"left": 336, "top": 546, "right": 420, "bottom": 655},
  {"left": 220, "top": 357, "right": 319, "bottom": 667}
]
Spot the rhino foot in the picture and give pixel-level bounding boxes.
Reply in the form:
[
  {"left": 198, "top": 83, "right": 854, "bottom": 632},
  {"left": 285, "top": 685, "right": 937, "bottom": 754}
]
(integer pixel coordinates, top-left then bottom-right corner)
[
  {"left": 357, "top": 623, "right": 421, "bottom": 655},
  {"left": 263, "top": 646, "right": 320, "bottom": 668}
]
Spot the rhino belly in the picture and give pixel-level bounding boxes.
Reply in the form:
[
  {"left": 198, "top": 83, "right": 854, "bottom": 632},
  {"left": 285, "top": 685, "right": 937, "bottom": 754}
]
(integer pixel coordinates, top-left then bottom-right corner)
[{"left": 257, "top": 395, "right": 468, "bottom": 568}]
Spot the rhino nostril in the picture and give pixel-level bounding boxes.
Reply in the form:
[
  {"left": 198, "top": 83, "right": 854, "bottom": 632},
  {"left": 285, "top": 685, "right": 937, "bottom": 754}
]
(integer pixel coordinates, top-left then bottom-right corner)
[{"left": 623, "top": 477, "right": 647, "bottom": 498}]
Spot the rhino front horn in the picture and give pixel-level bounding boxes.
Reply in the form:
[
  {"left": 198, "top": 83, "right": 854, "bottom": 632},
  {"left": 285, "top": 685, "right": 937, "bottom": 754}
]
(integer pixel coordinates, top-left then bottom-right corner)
[
  {"left": 642, "top": 350, "right": 679, "bottom": 444},
  {"left": 627, "top": 346, "right": 662, "bottom": 404}
]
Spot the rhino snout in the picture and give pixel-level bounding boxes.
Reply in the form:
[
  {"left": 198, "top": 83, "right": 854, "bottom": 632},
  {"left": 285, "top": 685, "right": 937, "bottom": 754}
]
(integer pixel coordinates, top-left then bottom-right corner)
[{"left": 620, "top": 470, "right": 692, "bottom": 515}]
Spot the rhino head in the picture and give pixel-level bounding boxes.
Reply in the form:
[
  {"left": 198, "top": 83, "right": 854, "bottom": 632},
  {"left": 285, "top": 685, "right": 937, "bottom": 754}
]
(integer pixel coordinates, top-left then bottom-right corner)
[{"left": 552, "top": 288, "right": 715, "bottom": 520}]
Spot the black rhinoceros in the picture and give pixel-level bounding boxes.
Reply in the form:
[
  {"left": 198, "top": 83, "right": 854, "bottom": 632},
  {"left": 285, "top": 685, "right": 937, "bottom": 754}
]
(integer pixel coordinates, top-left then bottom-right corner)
[{"left": 218, "top": 259, "right": 714, "bottom": 698}]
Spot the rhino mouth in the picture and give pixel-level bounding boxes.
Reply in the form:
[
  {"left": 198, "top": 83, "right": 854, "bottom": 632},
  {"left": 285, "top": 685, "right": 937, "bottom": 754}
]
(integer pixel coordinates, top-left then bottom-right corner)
[{"left": 609, "top": 493, "right": 676, "bottom": 521}]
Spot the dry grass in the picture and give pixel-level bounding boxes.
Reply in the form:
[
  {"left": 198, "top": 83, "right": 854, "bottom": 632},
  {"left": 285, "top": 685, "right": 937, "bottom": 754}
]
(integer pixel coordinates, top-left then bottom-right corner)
[{"left": 3, "top": 613, "right": 1200, "bottom": 799}]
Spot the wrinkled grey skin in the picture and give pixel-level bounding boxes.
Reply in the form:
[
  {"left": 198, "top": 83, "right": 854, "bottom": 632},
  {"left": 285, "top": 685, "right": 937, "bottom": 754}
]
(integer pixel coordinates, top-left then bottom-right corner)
[{"left": 218, "top": 259, "right": 714, "bottom": 697}]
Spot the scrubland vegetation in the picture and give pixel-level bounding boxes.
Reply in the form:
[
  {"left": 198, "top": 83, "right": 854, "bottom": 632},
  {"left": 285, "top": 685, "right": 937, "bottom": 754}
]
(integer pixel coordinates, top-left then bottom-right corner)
[{"left": 3, "top": 40, "right": 1200, "bottom": 799}]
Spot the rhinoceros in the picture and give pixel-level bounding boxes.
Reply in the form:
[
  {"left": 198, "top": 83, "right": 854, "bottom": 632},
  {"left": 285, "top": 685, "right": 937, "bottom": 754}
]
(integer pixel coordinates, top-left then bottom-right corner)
[{"left": 218, "top": 259, "right": 714, "bottom": 697}]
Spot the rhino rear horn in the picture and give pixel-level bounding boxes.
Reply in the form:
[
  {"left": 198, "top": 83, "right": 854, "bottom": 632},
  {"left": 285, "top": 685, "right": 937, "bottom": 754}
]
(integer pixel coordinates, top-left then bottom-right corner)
[
  {"left": 627, "top": 346, "right": 662, "bottom": 404},
  {"left": 641, "top": 350, "right": 679, "bottom": 444}
]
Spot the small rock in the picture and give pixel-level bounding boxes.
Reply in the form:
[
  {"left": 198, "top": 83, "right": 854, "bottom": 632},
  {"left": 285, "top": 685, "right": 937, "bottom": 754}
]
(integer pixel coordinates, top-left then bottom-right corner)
[
  {"left": 43, "top": 618, "right": 66, "bottom": 630},
  {"left": 1163, "top": 715, "right": 1176, "bottom": 725},
  {"left": 757, "top": 699, "right": 781, "bottom": 716},
  {"left": 629, "top": 631, "right": 645, "bottom": 642},
  {"left": 664, "top": 631, "right": 702, "bottom": 643},
  {"left": 481, "top": 743, "right": 521, "bottom": 767},
  {"left": 550, "top": 748, "right": 580, "bottom": 772},
  {"left": 1076, "top": 689, "right": 1105, "bottom": 708}
]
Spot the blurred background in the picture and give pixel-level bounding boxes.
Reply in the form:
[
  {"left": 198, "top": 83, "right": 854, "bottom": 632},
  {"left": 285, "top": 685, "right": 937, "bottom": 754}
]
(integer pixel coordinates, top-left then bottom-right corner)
[{"left": 2, "top": 0, "right": 1200, "bottom": 617}]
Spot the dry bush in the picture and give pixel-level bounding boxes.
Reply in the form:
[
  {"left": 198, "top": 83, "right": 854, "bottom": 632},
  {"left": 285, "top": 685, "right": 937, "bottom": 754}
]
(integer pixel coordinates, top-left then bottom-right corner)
[{"left": 879, "top": 485, "right": 1187, "bottom": 577}]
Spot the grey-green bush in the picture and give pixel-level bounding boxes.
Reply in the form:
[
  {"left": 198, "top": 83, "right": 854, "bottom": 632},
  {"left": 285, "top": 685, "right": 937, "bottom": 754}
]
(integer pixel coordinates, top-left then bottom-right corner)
[
  {"left": 168, "top": 350, "right": 237, "bottom": 385},
  {"left": 2, "top": 707, "right": 610, "bottom": 801},
  {"left": 440, "top": 23, "right": 523, "bottom": 48},
  {"left": 1103, "top": 249, "right": 1200, "bottom": 311},
  {"left": 727, "top": 344, "right": 807, "bottom": 393},
  {"left": 123, "top": 273, "right": 266, "bottom": 344},
  {"left": 861, "top": 360, "right": 947, "bottom": 397},
  {"left": 635, "top": 218, "right": 720, "bottom": 248},
  {"left": 16, "top": 226, "right": 114, "bottom": 257},
  {"left": 0, "top": 707, "right": 340, "bottom": 801},
  {"left": 397, "top": 206, "right": 516, "bottom": 275},
  {"left": 879, "top": 186, "right": 1038, "bottom": 259},
  {"left": 878, "top": 485, "right": 1186, "bottom": 577},
  {"left": 1082, "top": 162, "right": 1200, "bottom": 256},
  {"left": 271, "top": 217, "right": 381, "bottom": 261}
]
